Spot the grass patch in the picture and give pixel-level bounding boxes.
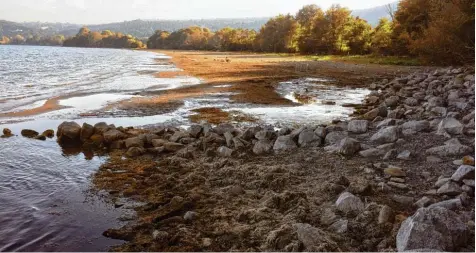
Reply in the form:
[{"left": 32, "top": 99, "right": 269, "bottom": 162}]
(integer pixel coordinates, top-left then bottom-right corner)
[{"left": 306, "top": 55, "right": 421, "bottom": 66}]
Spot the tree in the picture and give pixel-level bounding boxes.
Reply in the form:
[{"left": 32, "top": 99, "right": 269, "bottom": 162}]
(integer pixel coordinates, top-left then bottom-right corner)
[
  {"left": 256, "top": 14, "right": 299, "bottom": 53},
  {"left": 11, "top": 34, "right": 26, "bottom": 44},
  {"left": 345, "top": 17, "right": 372, "bottom": 54},
  {"left": 324, "top": 5, "right": 353, "bottom": 54},
  {"left": 0, "top": 36, "right": 10, "bottom": 45},
  {"left": 296, "top": 5, "right": 325, "bottom": 54},
  {"left": 371, "top": 18, "right": 393, "bottom": 55}
]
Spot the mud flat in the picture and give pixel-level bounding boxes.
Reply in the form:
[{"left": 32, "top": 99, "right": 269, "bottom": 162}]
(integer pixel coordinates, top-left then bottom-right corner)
[{"left": 4, "top": 66, "right": 474, "bottom": 251}]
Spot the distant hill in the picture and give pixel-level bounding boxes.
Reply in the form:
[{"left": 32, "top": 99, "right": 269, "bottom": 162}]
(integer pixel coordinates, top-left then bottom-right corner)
[
  {"left": 352, "top": 1, "right": 399, "bottom": 26},
  {"left": 1, "top": 2, "right": 399, "bottom": 38}
]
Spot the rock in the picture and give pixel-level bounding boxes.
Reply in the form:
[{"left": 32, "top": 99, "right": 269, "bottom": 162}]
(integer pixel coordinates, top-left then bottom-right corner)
[
  {"left": 364, "top": 108, "right": 380, "bottom": 120},
  {"left": 320, "top": 208, "right": 338, "bottom": 226},
  {"left": 404, "top": 97, "right": 419, "bottom": 106},
  {"left": 255, "top": 129, "right": 276, "bottom": 141},
  {"left": 347, "top": 120, "right": 369, "bottom": 133},
  {"left": 57, "top": 121, "right": 81, "bottom": 144},
  {"left": 93, "top": 122, "right": 110, "bottom": 134},
  {"left": 240, "top": 126, "right": 261, "bottom": 140},
  {"left": 183, "top": 211, "right": 197, "bottom": 221},
  {"left": 396, "top": 207, "right": 468, "bottom": 252},
  {"left": 21, "top": 129, "right": 39, "bottom": 138},
  {"left": 80, "top": 123, "right": 94, "bottom": 141},
  {"left": 376, "top": 118, "right": 396, "bottom": 129},
  {"left": 170, "top": 131, "right": 190, "bottom": 143},
  {"left": 401, "top": 120, "right": 429, "bottom": 133},
  {"left": 370, "top": 126, "right": 399, "bottom": 144},
  {"left": 334, "top": 138, "right": 361, "bottom": 156},
  {"left": 324, "top": 131, "right": 347, "bottom": 145},
  {"left": 384, "top": 166, "right": 406, "bottom": 177},
  {"left": 435, "top": 178, "right": 451, "bottom": 188},
  {"left": 110, "top": 140, "right": 125, "bottom": 149},
  {"left": 224, "top": 132, "right": 234, "bottom": 147},
  {"left": 383, "top": 149, "right": 398, "bottom": 160},
  {"left": 253, "top": 140, "right": 274, "bottom": 155},
  {"left": 392, "top": 195, "right": 414, "bottom": 206},
  {"left": 213, "top": 123, "right": 235, "bottom": 135},
  {"left": 163, "top": 142, "right": 185, "bottom": 152},
  {"left": 388, "top": 181, "right": 408, "bottom": 190},
  {"left": 428, "top": 198, "right": 463, "bottom": 210},
  {"left": 451, "top": 165, "right": 475, "bottom": 182},
  {"left": 397, "top": 150, "right": 412, "bottom": 160},
  {"left": 390, "top": 177, "right": 405, "bottom": 183},
  {"left": 217, "top": 146, "right": 233, "bottom": 157},
  {"left": 152, "top": 230, "right": 169, "bottom": 241},
  {"left": 427, "top": 96, "right": 445, "bottom": 108},
  {"left": 463, "top": 156, "right": 475, "bottom": 165},
  {"left": 126, "top": 147, "right": 145, "bottom": 157},
  {"left": 437, "top": 117, "right": 464, "bottom": 136},
  {"left": 42, "top": 129, "right": 54, "bottom": 138},
  {"left": 2, "top": 128, "right": 12, "bottom": 136},
  {"left": 426, "top": 143, "right": 472, "bottom": 157},
  {"left": 298, "top": 129, "right": 321, "bottom": 147},
  {"left": 463, "top": 179, "right": 475, "bottom": 187},
  {"left": 314, "top": 126, "right": 326, "bottom": 138},
  {"left": 103, "top": 129, "right": 126, "bottom": 143},
  {"left": 426, "top": 156, "right": 443, "bottom": 163},
  {"left": 273, "top": 135, "right": 297, "bottom": 152},
  {"left": 34, "top": 135, "right": 46, "bottom": 141},
  {"left": 328, "top": 219, "right": 348, "bottom": 234},
  {"left": 385, "top": 96, "right": 399, "bottom": 108},
  {"left": 125, "top": 137, "right": 144, "bottom": 148},
  {"left": 414, "top": 196, "right": 433, "bottom": 208},
  {"left": 293, "top": 223, "right": 340, "bottom": 252},
  {"left": 151, "top": 139, "right": 166, "bottom": 147},
  {"left": 188, "top": 125, "right": 203, "bottom": 138},
  {"left": 232, "top": 137, "right": 247, "bottom": 149},
  {"left": 335, "top": 192, "right": 364, "bottom": 215},
  {"left": 378, "top": 205, "right": 394, "bottom": 224},
  {"left": 437, "top": 181, "right": 462, "bottom": 196}
]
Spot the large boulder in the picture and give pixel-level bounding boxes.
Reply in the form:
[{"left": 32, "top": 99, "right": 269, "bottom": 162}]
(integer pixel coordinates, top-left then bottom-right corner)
[
  {"left": 327, "top": 138, "right": 361, "bottom": 156},
  {"left": 347, "top": 120, "right": 369, "bottom": 134},
  {"left": 426, "top": 143, "right": 472, "bottom": 157},
  {"left": 103, "top": 129, "right": 126, "bottom": 143},
  {"left": 370, "top": 126, "right": 399, "bottom": 144},
  {"left": 57, "top": 121, "right": 81, "bottom": 145},
  {"left": 293, "top": 223, "right": 340, "bottom": 252},
  {"left": 21, "top": 129, "right": 39, "bottom": 138},
  {"left": 217, "top": 146, "right": 233, "bottom": 157},
  {"left": 298, "top": 129, "right": 321, "bottom": 147},
  {"left": 396, "top": 207, "right": 468, "bottom": 252},
  {"left": 170, "top": 131, "right": 190, "bottom": 143},
  {"left": 253, "top": 140, "right": 274, "bottom": 155},
  {"left": 255, "top": 129, "right": 277, "bottom": 141},
  {"left": 80, "top": 123, "right": 94, "bottom": 142},
  {"left": 241, "top": 126, "right": 262, "bottom": 140},
  {"left": 324, "top": 131, "right": 347, "bottom": 145},
  {"left": 163, "top": 142, "right": 185, "bottom": 152},
  {"left": 125, "top": 137, "right": 144, "bottom": 148},
  {"left": 188, "top": 125, "right": 203, "bottom": 138},
  {"left": 437, "top": 117, "right": 464, "bottom": 136},
  {"left": 451, "top": 165, "right": 475, "bottom": 182},
  {"left": 93, "top": 122, "right": 110, "bottom": 134},
  {"left": 335, "top": 192, "right": 364, "bottom": 215},
  {"left": 273, "top": 135, "right": 297, "bottom": 152},
  {"left": 401, "top": 120, "right": 429, "bottom": 133}
]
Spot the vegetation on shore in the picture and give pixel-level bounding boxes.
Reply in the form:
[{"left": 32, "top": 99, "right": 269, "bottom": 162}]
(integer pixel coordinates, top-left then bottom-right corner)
[{"left": 147, "top": 0, "right": 474, "bottom": 65}]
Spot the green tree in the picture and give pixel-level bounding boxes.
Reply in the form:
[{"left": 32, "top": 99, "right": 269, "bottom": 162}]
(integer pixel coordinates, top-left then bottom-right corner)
[
  {"left": 256, "top": 14, "right": 299, "bottom": 53},
  {"left": 345, "top": 17, "right": 372, "bottom": 54},
  {"left": 371, "top": 18, "right": 393, "bottom": 55}
]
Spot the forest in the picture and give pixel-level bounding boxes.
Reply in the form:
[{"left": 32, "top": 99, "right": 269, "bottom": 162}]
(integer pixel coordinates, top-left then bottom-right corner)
[{"left": 147, "top": 0, "right": 475, "bottom": 65}]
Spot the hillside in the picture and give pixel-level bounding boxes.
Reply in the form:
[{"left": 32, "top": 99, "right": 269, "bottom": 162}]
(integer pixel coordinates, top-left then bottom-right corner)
[
  {"left": 352, "top": 1, "right": 398, "bottom": 26},
  {"left": 1, "top": 3, "right": 398, "bottom": 38}
]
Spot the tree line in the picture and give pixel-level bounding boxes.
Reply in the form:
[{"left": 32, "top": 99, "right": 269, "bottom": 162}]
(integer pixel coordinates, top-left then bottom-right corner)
[
  {"left": 147, "top": 0, "right": 474, "bottom": 65},
  {"left": 1, "top": 27, "right": 145, "bottom": 49}
]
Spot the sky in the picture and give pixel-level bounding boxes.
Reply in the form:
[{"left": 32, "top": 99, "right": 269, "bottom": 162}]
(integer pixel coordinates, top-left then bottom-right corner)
[{"left": 0, "top": 0, "right": 397, "bottom": 24}]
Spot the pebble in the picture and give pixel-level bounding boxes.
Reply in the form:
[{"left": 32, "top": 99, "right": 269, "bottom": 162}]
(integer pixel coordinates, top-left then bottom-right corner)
[
  {"left": 184, "top": 211, "right": 198, "bottom": 221},
  {"left": 388, "top": 181, "right": 408, "bottom": 190},
  {"left": 384, "top": 167, "right": 406, "bottom": 177}
]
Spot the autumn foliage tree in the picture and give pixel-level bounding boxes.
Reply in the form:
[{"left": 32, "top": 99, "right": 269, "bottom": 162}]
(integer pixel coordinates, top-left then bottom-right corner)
[{"left": 63, "top": 27, "right": 144, "bottom": 49}]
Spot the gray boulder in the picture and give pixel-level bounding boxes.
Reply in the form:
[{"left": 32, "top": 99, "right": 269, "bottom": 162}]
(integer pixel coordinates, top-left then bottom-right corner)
[
  {"left": 451, "top": 165, "right": 475, "bottom": 182},
  {"left": 426, "top": 143, "right": 472, "bottom": 157},
  {"left": 437, "top": 181, "right": 462, "bottom": 196},
  {"left": 335, "top": 192, "right": 364, "bottom": 215},
  {"left": 273, "top": 135, "right": 297, "bottom": 152},
  {"left": 385, "top": 96, "right": 400, "bottom": 108},
  {"left": 325, "top": 131, "right": 347, "bottom": 145},
  {"left": 217, "top": 146, "right": 233, "bottom": 157},
  {"left": 253, "top": 140, "right": 274, "bottom": 155},
  {"left": 437, "top": 117, "right": 464, "bottom": 136},
  {"left": 255, "top": 129, "right": 276, "bottom": 141},
  {"left": 370, "top": 126, "right": 399, "bottom": 144},
  {"left": 396, "top": 207, "right": 468, "bottom": 252},
  {"left": 170, "top": 131, "right": 190, "bottom": 143},
  {"left": 347, "top": 120, "right": 369, "bottom": 134},
  {"left": 188, "top": 125, "right": 203, "bottom": 138},
  {"left": 298, "top": 129, "right": 321, "bottom": 147},
  {"left": 401, "top": 120, "right": 429, "bottom": 132},
  {"left": 332, "top": 138, "right": 361, "bottom": 156}
]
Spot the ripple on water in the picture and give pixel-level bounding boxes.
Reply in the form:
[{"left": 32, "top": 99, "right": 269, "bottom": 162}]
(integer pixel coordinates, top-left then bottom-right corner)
[{"left": 0, "top": 137, "right": 124, "bottom": 251}]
